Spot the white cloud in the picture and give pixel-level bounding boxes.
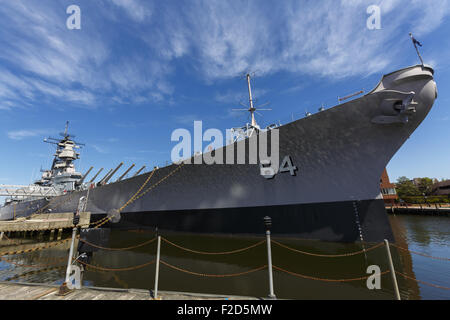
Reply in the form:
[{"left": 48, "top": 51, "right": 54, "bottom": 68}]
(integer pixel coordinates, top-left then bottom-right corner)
[
  {"left": 109, "top": 0, "right": 152, "bottom": 22},
  {"left": 0, "top": 0, "right": 449, "bottom": 111},
  {"left": 7, "top": 129, "right": 49, "bottom": 140},
  {"left": 91, "top": 144, "right": 109, "bottom": 154}
]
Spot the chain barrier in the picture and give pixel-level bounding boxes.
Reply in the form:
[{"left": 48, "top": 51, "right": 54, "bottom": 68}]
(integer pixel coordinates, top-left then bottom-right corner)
[
  {"left": 160, "top": 260, "right": 267, "bottom": 278},
  {"left": 78, "top": 236, "right": 157, "bottom": 251},
  {"left": 126, "top": 163, "right": 185, "bottom": 205},
  {"left": 75, "top": 258, "right": 156, "bottom": 272},
  {"left": 161, "top": 237, "right": 266, "bottom": 255},
  {"left": 389, "top": 243, "right": 450, "bottom": 261},
  {"left": 118, "top": 167, "right": 157, "bottom": 212},
  {"left": 22, "top": 163, "right": 159, "bottom": 220},
  {"left": 395, "top": 271, "right": 450, "bottom": 290},
  {"left": 88, "top": 163, "right": 185, "bottom": 229},
  {"left": 0, "top": 256, "right": 66, "bottom": 268},
  {"left": 0, "top": 237, "right": 72, "bottom": 257},
  {"left": 3, "top": 265, "right": 66, "bottom": 282},
  {"left": 271, "top": 240, "right": 385, "bottom": 257},
  {"left": 272, "top": 265, "right": 390, "bottom": 282}
]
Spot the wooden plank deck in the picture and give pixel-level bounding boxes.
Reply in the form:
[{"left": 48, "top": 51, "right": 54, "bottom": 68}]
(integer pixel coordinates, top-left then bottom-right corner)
[
  {"left": 0, "top": 212, "right": 91, "bottom": 232},
  {"left": 0, "top": 282, "right": 261, "bottom": 300}
]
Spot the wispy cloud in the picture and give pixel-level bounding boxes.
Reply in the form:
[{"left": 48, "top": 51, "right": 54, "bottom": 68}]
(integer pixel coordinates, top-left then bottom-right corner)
[
  {"left": 7, "top": 129, "right": 49, "bottom": 140},
  {"left": 0, "top": 0, "right": 449, "bottom": 111},
  {"left": 109, "top": 0, "right": 153, "bottom": 22},
  {"left": 91, "top": 144, "right": 109, "bottom": 154}
]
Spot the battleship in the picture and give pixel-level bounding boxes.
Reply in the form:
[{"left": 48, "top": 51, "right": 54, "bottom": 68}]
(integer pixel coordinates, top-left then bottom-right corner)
[{"left": 0, "top": 64, "right": 438, "bottom": 242}]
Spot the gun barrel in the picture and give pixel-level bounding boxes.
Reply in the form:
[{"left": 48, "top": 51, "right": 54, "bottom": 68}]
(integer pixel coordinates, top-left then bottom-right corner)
[
  {"left": 132, "top": 165, "right": 146, "bottom": 177},
  {"left": 103, "top": 162, "right": 124, "bottom": 184},
  {"left": 89, "top": 168, "right": 104, "bottom": 183},
  {"left": 78, "top": 166, "right": 94, "bottom": 185},
  {"left": 117, "top": 164, "right": 135, "bottom": 182},
  {"left": 98, "top": 169, "right": 113, "bottom": 185}
]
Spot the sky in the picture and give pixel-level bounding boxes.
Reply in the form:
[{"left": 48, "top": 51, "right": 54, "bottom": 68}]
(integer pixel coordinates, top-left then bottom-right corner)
[{"left": 0, "top": 0, "right": 449, "bottom": 192}]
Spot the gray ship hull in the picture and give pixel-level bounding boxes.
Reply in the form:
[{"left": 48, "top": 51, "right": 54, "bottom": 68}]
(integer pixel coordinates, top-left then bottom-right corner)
[{"left": 0, "top": 65, "right": 437, "bottom": 242}]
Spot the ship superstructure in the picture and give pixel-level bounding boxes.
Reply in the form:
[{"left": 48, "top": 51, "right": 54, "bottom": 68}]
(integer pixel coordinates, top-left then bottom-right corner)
[{"left": 0, "top": 122, "right": 85, "bottom": 205}]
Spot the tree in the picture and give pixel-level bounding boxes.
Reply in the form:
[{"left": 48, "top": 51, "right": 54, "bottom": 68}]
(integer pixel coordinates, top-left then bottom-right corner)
[
  {"left": 417, "top": 177, "right": 434, "bottom": 196},
  {"left": 396, "top": 176, "right": 420, "bottom": 198}
]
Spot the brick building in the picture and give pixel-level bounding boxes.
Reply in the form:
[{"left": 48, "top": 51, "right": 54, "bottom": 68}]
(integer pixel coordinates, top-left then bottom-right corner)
[
  {"left": 380, "top": 168, "right": 398, "bottom": 204},
  {"left": 431, "top": 180, "right": 450, "bottom": 196}
]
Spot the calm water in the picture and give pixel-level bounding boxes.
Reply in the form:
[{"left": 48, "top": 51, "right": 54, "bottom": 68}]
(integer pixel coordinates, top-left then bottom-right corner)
[{"left": 0, "top": 214, "right": 448, "bottom": 300}]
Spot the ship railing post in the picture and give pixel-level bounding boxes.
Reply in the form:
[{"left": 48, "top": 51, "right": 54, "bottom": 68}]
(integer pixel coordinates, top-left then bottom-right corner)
[
  {"left": 264, "top": 216, "right": 276, "bottom": 299},
  {"left": 384, "top": 239, "right": 401, "bottom": 300},
  {"left": 58, "top": 224, "right": 77, "bottom": 295},
  {"left": 59, "top": 199, "right": 83, "bottom": 296},
  {"left": 154, "top": 235, "right": 161, "bottom": 300}
]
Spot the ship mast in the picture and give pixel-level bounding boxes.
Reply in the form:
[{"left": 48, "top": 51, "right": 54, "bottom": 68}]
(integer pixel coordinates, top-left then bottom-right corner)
[{"left": 246, "top": 73, "right": 257, "bottom": 127}]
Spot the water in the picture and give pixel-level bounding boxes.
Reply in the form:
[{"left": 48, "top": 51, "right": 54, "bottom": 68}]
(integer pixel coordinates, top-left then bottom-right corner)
[{"left": 0, "top": 214, "right": 448, "bottom": 300}]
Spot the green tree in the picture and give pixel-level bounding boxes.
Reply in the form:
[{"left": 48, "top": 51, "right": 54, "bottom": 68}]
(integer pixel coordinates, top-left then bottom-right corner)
[
  {"left": 396, "top": 176, "right": 420, "bottom": 198},
  {"left": 417, "top": 177, "right": 434, "bottom": 196}
]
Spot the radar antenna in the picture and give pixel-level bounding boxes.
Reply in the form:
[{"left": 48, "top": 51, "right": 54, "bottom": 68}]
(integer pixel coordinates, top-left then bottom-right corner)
[{"left": 232, "top": 73, "right": 271, "bottom": 129}]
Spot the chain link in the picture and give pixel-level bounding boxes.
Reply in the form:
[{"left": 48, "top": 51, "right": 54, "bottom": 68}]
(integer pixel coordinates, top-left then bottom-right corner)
[
  {"left": 78, "top": 236, "right": 156, "bottom": 251},
  {"left": 128, "top": 163, "right": 185, "bottom": 204},
  {"left": 84, "top": 163, "right": 184, "bottom": 229},
  {"left": 76, "top": 258, "right": 156, "bottom": 272},
  {"left": 390, "top": 243, "right": 450, "bottom": 261},
  {"left": 161, "top": 237, "right": 266, "bottom": 255},
  {"left": 3, "top": 265, "right": 66, "bottom": 282},
  {"left": 160, "top": 260, "right": 267, "bottom": 278},
  {"left": 0, "top": 256, "right": 66, "bottom": 268},
  {"left": 395, "top": 271, "right": 450, "bottom": 290},
  {"left": 118, "top": 167, "right": 157, "bottom": 212},
  {"left": 271, "top": 240, "right": 385, "bottom": 257},
  {"left": 0, "top": 237, "right": 72, "bottom": 257},
  {"left": 273, "top": 265, "right": 390, "bottom": 282}
]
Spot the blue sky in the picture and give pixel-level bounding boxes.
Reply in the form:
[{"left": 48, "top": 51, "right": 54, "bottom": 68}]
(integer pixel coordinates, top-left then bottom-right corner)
[{"left": 0, "top": 0, "right": 449, "bottom": 191}]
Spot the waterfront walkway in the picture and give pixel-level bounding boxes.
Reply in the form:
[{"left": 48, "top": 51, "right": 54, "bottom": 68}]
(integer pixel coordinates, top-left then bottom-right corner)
[
  {"left": 0, "top": 281, "right": 259, "bottom": 300},
  {"left": 386, "top": 204, "right": 450, "bottom": 216}
]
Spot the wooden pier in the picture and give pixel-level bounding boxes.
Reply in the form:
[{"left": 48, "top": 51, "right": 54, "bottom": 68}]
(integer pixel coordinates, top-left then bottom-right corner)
[
  {"left": 0, "top": 212, "right": 91, "bottom": 233},
  {"left": 0, "top": 282, "right": 260, "bottom": 300},
  {"left": 386, "top": 204, "right": 450, "bottom": 216}
]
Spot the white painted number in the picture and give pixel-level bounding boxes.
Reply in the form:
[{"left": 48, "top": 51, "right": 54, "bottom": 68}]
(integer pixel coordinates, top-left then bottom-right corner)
[
  {"left": 279, "top": 155, "right": 297, "bottom": 176},
  {"left": 260, "top": 160, "right": 276, "bottom": 179},
  {"left": 260, "top": 155, "right": 297, "bottom": 179}
]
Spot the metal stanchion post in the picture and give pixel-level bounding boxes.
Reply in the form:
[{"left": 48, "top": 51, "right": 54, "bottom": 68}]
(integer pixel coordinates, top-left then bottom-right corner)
[
  {"left": 58, "top": 225, "right": 77, "bottom": 296},
  {"left": 264, "top": 216, "right": 276, "bottom": 299},
  {"left": 58, "top": 197, "right": 84, "bottom": 296},
  {"left": 154, "top": 235, "right": 161, "bottom": 299},
  {"left": 384, "top": 239, "right": 401, "bottom": 300}
]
